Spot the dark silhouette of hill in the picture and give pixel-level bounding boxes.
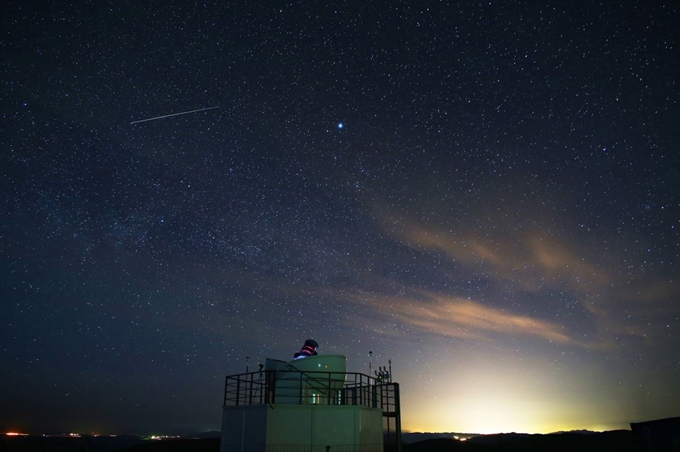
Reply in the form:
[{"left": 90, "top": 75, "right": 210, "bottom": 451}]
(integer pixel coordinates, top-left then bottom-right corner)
[
  {"left": 402, "top": 433, "right": 477, "bottom": 443},
  {"left": 2, "top": 431, "right": 641, "bottom": 452},
  {"left": 120, "top": 438, "right": 219, "bottom": 452},
  {"left": 467, "top": 430, "right": 639, "bottom": 452},
  {"left": 0, "top": 434, "right": 146, "bottom": 452},
  {"left": 404, "top": 437, "right": 496, "bottom": 451},
  {"left": 405, "top": 430, "right": 641, "bottom": 452}
]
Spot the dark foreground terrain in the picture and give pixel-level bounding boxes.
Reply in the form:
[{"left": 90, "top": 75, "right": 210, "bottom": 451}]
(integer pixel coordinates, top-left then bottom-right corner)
[
  {"left": 1, "top": 431, "right": 643, "bottom": 452},
  {"left": 0, "top": 436, "right": 219, "bottom": 452},
  {"left": 405, "top": 430, "right": 641, "bottom": 452}
]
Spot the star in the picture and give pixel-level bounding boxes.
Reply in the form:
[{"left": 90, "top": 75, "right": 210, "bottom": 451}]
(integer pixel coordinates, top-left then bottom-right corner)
[{"left": 1, "top": 0, "right": 676, "bottom": 437}]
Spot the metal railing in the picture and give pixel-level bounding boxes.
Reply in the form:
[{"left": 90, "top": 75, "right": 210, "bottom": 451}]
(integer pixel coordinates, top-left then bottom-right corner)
[
  {"left": 222, "top": 369, "right": 402, "bottom": 452},
  {"left": 223, "top": 369, "right": 396, "bottom": 411}
]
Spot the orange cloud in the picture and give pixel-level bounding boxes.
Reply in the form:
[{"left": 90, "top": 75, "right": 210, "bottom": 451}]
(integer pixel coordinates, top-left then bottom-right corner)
[
  {"left": 378, "top": 208, "right": 680, "bottom": 348},
  {"left": 380, "top": 211, "right": 610, "bottom": 295},
  {"left": 350, "top": 290, "right": 578, "bottom": 345}
]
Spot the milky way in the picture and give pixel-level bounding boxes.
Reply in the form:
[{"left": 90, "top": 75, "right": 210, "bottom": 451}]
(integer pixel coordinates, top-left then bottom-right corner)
[{"left": 1, "top": 1, "right": 678, "bottom": 435}]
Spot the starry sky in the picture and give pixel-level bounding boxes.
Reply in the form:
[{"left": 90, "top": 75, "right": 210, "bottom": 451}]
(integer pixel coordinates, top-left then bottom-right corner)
[{"left": 1, "top": 0, "right": 679, "bottom": 436}]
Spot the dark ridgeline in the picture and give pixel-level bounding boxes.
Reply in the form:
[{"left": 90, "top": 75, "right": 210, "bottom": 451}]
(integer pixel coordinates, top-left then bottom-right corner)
[
  {"left": 121, "top": 438, "right": 220, "bottom": 452},
  {"left": 404, "top": 430, "right": 643, "bottom": 452},
  {"left": 0, "top": 434, "right": 146, "bottom": 452},
  {"left": 0, "top": 431, "right": 647, "bottom": 452}
]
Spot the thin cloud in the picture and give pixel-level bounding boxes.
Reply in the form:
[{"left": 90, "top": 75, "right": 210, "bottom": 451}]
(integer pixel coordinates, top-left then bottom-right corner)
[
  {"left": 371, "top": 208, "right": 675, "bottom": 349},
  {"left": 396, "top": 220, "right": 610, "bottom": 294},
  {"left": 347, "top": 289, "right": 583, "bottom": 346}
]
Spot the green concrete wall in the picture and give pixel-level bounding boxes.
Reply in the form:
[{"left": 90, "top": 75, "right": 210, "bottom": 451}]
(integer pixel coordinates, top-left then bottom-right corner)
[{"left": 220, "top": 404, "right": 383, "bottom": 452}]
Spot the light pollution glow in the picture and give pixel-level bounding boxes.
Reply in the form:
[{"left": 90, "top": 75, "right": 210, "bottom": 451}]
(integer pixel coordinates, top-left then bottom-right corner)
[{"left": 332, "top": 208, "right": 678, "bottom": 434}]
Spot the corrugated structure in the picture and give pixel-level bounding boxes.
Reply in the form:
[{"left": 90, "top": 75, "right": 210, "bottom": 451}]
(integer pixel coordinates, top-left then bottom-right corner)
[{"left": 631, "top": 416, "right": 680, "bottom": 452}]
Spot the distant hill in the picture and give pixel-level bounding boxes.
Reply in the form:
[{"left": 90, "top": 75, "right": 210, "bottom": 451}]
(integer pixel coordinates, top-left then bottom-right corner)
[
  {"left": 404, "top": 437, "right": 495, "bottom": 451},
  {"left": 402, "top": 433, "right": 477, "bottom": 443},
  {"left": 3, "top": 430, "right": 636, "bottom": 452},
  {"left": 0, "top": 434, "right": 147, "bottom": 452},
  {"left": 121, "top": 438, "right": 219, "bottom": 452},
  {"left": 404, "top": 430, "right": 639, "bottom": 452}
]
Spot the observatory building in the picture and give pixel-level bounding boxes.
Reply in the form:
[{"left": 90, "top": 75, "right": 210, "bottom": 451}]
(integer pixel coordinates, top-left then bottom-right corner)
[{"left": 219, "top": 345, "right": 401, "bottom": 452}]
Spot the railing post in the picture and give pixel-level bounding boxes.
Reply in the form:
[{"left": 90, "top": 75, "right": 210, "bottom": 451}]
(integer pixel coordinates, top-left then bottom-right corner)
[
  {"left": 394, "top": 383, "right": 402, "bottom": 452},
  {"left": 268, "top": 370, "right": 276, "bottom": 404},
  {"left": 372, "top": 383, "right": 377, "bottom": 409},
  {"left": 236, "top": 377, "right": 240, "bottom": 406},
  {"left": 248, "top": 372, "right": 253, "bottom": 405},
  {"left": 227, "top": 376, "right": 229, "bottom": 406},
  {"left": 327, "top": 372, "right": 332, "bottom": 405}
]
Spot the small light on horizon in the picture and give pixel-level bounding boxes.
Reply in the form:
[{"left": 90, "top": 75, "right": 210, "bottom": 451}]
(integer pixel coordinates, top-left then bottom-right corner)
[{"left": 148, "top": 435, "right": 181, "bottom": 441}]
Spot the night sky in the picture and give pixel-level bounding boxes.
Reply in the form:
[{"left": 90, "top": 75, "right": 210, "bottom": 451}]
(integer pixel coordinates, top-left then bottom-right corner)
[{"left": 2, "top": 0, "right": 679, "bottom": 436}]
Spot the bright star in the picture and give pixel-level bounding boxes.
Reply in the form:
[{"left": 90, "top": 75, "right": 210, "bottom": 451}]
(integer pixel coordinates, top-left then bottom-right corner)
[{"left": 337, "top": 122, "right": 344, "bottom": 129}]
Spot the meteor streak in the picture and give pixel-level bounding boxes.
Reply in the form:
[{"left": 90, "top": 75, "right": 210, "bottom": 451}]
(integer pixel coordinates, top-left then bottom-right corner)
[{"left": 130, "top": 106, "right": 220, "bottom": 125}]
